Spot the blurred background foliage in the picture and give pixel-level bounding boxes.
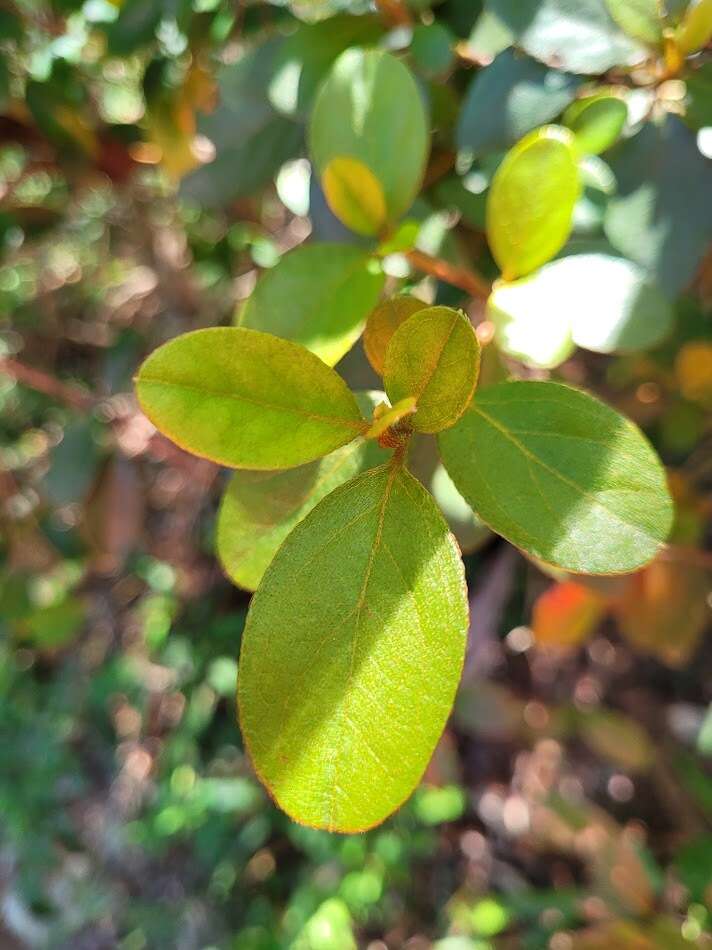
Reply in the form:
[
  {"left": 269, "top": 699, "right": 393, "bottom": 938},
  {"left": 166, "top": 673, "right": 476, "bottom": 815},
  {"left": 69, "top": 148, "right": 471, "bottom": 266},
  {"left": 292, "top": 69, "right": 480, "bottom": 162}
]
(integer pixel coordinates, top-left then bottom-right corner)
[{"left": 0, "top": 0, "right": 711, "bottom": 947}]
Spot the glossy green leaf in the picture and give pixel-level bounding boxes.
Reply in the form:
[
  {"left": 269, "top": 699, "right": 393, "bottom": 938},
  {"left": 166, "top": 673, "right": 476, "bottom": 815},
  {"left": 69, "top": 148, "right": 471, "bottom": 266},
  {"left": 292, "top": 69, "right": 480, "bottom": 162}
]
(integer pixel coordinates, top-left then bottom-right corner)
[
  {"left": 238, "top": 464, "right": 468, "bottom": 832},
  {"left": 564, "top": 92, "right": 628, "bottom": 155},
  {"left": 309, "top": 49, "right": 429, "bottom": 233},
  {"left": 135, "top": 328, "right": 365, "bottom": 470},
  {"left": 438, "top": 380, "right": 673, "bottom": 574},
  {"left": 487, "top": 0, "right": 647, "bottom": 74},
  {"left": 363, "top": 295, "right": 429, "bottom": 376},
  {"left": 675, "top": 0, "right": 712, "bottom": 55},
  {"left": 456, "top": 50, "right": 581, "bottom": 157},
  {"left": 488, "top": 276, "right": 575, "bottom": 369},
  {"left": 238, "top": 243, "right": 385, "bottom": 366},
  {"left": 384, "top": 307, "right": 480, "bottom": 434},
  {"left": 217, "top": 392, "right": 389, "bottom": 591},
  {"left": 486, "top": 126, "right": 581, "bottom": 280},
  {"left": 604, "top": 0, "right": 663, "bottom": 44},
  {"left": 604, "top": 116, "right": 712, "bottom": 295}
]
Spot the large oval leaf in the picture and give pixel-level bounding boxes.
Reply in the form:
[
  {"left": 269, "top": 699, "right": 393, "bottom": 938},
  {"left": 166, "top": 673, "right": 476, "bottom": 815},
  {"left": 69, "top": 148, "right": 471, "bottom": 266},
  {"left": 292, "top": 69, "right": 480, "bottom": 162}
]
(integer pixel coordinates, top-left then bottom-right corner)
[
  {"left": 238, "top": 464, "right": 468, "bottom": 832},
  {"left": 438, "top": 380, "right": 673, "bottom": 574},
  {"left": 217, "top": 392, "right": 389, "bottom": 591},
  {"left": 384, "top": 306, "right": 480, "bottom": 434},
  {"left": 309, "top": 48, "right": 429, "bottom": 234},
  {"left": 486, "top": 126, "right": 581, "bottom": 280},
  {"left": 238, "top": 243, "right": 385, "bottom": 366},
  {"left": 135, "top": 327, "right": 365, "bottom": 470}
]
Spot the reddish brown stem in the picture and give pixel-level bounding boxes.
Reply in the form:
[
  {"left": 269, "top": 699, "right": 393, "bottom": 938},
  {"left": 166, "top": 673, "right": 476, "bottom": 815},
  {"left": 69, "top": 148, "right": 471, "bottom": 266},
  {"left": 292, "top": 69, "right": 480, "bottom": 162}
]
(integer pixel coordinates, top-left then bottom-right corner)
[
  {"left": 0, "top": 357, "right": 94, "bottom": 410},
  {"left": 405, "top": 248, "right": 492, "bottom": 302}
]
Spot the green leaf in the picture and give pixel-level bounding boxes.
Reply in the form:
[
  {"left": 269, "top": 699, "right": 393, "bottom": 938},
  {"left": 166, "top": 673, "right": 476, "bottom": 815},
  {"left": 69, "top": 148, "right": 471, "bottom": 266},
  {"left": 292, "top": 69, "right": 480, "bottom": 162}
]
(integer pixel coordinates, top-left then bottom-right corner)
[
  {"left": 604, "top": 116, "right": 712, "bottom": 295},
  {"left": 238, "top": 463, "right": 468, "bottom": 832},
  {"left": 486, "top": 126, "right": 581, "bottom": 280},
  {"left": 489, "top": 254, "right": 674, "bottom": 364},
  {"left": 675, "top": 0, "right": 712, "bottom": 55},
  {"left": 488, "top": 276, "right": 575, "bottom": 369},
  {"left": 238, "top": 243, "right": 385, "bottom": 366},
  {"left": 411, "top": 22, "right": 456, "bottom": 77},
  {"left": 217, "top": 392, "right": 390, "bottom": 591},
  {"left": 456, "top": 50, "right": 581, "bottom": 157},
  {"left": 309, "top": 48, "right": 429, "bottom": 234},
  {"left": 603, "top": 0, "right": 663, "bottom": 44},
  {"left": 135, "top": 328, "right": 365, "bottom": 470},
  {"left": 321, "top": 156, "right": 388, "bottom": 236},
  {"left": 363, "top": 295, "right": 429, "bottom": 376},
  {"left": 384, "top": 307, "right": 480, "bottom": 434},
  {"left": 487, "top": 0, "right": 647, "bottom": 73},
  {"left": 564, "top": 92, "right": 628, "bottom": 155},
  {"left": 438, "top": 380, "right": 673, "bottom": 574}
]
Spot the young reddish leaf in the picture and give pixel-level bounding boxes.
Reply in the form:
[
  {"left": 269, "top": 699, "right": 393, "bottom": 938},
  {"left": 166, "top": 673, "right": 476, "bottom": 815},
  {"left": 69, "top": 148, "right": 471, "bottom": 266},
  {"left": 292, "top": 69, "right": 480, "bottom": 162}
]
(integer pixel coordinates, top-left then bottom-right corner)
[
  {"left": 613, "top": 559, "right": 711, "bottom": 667},
  {"left": 238, "top": 464, "right": 468, "bottom": 832},
  {"left": 363, "top": 295, "right": 429, "bottom": 376},
  {"left": 135, "top": 327, "right": 365, "bottom": 470},
  {"left": 486, "top": 125, "right": 580, "bottom": 280},
  {"left": 384, "top": 306, "right": 480, "bottom": 434},
  {"left": 438, "top": 380, "right": 673, "bottom": 574},
  {"left": 217, "top": 392, "right": 390, "bottom": 591},
  {"left": 309, "top": 49, "right": 429, "bottom": 233},
  {"left": 532, "top": 581, "right": 607, "bottom": 650},
  {"left": 238, "top": 243, "right": 385, "bottom": 367}
]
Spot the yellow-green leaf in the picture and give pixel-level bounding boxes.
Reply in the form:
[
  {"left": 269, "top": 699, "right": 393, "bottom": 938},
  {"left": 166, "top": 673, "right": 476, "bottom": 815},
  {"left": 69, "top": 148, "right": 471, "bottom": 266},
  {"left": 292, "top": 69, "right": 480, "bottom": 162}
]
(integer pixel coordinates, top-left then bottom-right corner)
[
  {"left": 309, "top": 48, "right": 429, "bottom": 234},
  {"left": 604, "top": 0, "right": 664, "bottom": 45},
  {"left": 238, "top": 243, "right": 385, "bottom": 366},
  {"left": 486, "top": 125, "right": 581, "bottom": 280},
  {"left": 564, "top": 92, "right": 628, "bottom": 155},
  {"left": 363, "top": 295, "right": 429, "bottom": 376},
  {"left": 438, "top": 380, "right": 673, "bottom": 574},
  {"left": 217, "top": 392, "right": 390, "bottom": 591},
  {"left": 364, "top": 397, "right": 417, "bottom": 440},
  {"left": 135, "top": 327, "right": 365, "bottom": 470},
  {"left": 384, "top": 306, "right": 480, "bottom": 434},
  {"left": 322, "top": 157, "right": 388, "bottom": 237},
  {"left": 675, "top": 0, "right": 712, "bottom": 55},
  {"left": 238, "top": 464, "right": 468, "bottom": 832}
]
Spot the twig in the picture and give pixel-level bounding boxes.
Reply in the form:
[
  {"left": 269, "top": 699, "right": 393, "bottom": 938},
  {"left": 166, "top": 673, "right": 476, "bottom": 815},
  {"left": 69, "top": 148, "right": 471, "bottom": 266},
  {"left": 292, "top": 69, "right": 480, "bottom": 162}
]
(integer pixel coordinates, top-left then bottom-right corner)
[
  {"left": 661, "top": 544, "right": 712, "bottom": 571},
  {"left": 0, "top": 357, "right": 94, "bottom": 410},
  {"left": 406, "top": 248, "right": 492, "bottom": 301}
]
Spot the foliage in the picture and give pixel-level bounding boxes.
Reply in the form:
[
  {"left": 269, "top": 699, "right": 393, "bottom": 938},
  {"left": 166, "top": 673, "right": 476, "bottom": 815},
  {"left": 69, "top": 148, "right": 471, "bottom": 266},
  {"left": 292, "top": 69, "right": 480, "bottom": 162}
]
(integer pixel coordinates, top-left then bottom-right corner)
[{"left": 1, "top": 0, "right": 711, "bottom": 945}]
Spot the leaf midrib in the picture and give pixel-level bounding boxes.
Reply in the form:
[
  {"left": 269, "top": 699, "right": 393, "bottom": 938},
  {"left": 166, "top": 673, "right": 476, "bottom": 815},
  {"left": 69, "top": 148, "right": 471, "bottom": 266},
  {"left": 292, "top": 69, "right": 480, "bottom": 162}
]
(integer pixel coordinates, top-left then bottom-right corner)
[{"left": 139, "top": 376, "right": 365, "bottom": 431}]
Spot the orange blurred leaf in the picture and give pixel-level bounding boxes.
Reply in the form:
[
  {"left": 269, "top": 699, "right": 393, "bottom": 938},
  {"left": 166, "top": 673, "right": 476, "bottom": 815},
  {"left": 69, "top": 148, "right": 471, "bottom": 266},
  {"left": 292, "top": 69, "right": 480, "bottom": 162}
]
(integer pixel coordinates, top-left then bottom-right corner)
[{"left": 532, "top": 581, "right": 607, "bottom": 650}]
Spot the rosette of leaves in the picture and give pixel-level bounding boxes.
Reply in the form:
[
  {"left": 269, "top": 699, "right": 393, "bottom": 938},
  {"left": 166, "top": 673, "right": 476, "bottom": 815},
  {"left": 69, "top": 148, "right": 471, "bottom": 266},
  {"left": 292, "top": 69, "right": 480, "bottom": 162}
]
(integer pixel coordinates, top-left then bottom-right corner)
[{"left": 135, "top": 301, "right": 672, "bottom": 832}]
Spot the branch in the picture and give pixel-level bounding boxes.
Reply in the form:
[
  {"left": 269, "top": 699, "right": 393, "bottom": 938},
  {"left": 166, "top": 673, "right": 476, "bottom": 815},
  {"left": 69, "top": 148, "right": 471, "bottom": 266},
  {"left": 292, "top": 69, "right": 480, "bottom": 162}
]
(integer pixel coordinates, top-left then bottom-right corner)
[
  {"left": 405, "top": 248, "right": 492, "bottom": 301},
  {"left": 0, "top": 357, "right": 94, "bottom": 410}
]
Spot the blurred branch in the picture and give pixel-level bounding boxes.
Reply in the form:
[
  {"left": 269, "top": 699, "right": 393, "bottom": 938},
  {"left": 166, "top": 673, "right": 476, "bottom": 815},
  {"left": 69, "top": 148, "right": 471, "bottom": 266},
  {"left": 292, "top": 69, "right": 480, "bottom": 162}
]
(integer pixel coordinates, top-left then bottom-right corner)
[
  {"left": 0, "top": 357, "right": 94, "bottom": 410},
  {"left": 406, "top": 248, "right": 492, "bottom": 301}
]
